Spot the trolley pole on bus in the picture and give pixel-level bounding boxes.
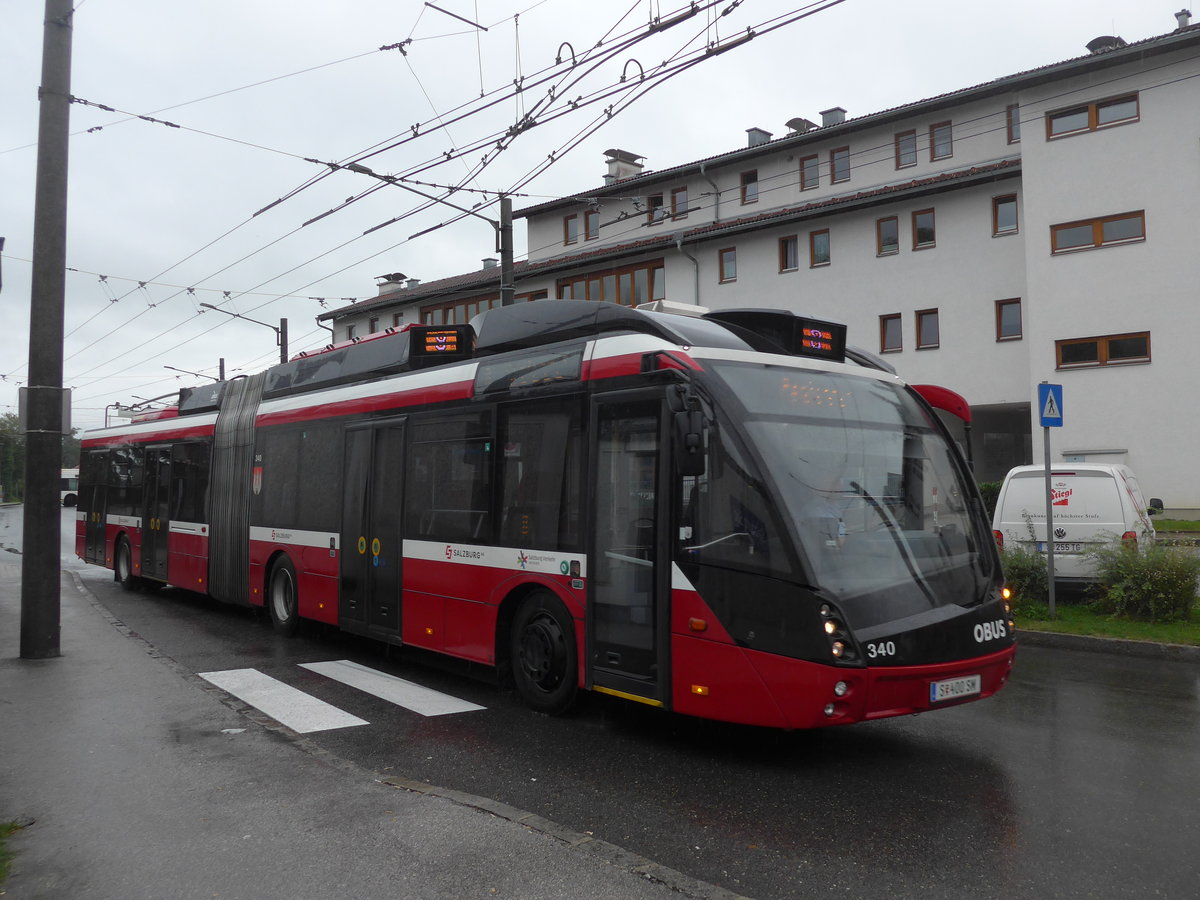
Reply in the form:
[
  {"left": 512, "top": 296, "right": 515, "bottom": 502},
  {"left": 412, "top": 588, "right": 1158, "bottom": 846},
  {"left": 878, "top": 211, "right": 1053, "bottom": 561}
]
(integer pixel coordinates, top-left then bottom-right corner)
[
  {"left": 199, "top": 303, "right": 288, "bottom": 364},
  {"left": 500, "top": 194, "right": 514, "bottom": 306},
  {"left": 1038, "top": 382, "right": 1064, "bottom": 619},
  {"left": 20, "top": 0, "right": 74, "bottom": 659}
]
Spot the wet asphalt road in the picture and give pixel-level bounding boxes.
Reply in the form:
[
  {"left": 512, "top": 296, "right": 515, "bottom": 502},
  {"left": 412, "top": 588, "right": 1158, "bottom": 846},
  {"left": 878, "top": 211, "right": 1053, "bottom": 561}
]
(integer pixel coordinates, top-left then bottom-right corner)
[{"left": 7, "top": 506, "right": 1200, "bottom": 898}]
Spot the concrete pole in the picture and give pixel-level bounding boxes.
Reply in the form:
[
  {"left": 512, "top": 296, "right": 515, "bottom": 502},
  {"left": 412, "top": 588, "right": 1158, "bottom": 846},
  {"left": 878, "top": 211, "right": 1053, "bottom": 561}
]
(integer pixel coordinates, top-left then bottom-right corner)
[
  {"left": 500, "top": 195, "right": 514, "bottom": 306},
  {"left": 21, "top": 0, "right": 74, "bottom": 659}
]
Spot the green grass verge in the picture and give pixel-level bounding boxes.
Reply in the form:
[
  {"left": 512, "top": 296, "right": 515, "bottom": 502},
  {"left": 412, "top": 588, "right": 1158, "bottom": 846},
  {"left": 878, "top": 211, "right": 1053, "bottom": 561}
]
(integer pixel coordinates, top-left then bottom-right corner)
[
  {"left": 1155, "top": 518, "right": 1200, "bottom": 532},
  {"left": 1016, "top": 601, "right": 1200, "bottom": 646},
  {"left": 0, "top": 821, "right": 22, "bottom": 884}
]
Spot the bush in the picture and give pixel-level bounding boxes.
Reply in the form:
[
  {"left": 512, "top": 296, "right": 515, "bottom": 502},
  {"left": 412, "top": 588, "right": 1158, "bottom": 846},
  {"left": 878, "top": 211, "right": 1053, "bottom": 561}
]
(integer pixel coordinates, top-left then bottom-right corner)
[
  {"left": 977, "top": 480, "right": 1002, "bottom": 521},
  {"left": 1089, "top": 541, "right": 1200, "bottom": 622},
  {"left": 999, "top": 543, "right": 1048, "bottom": 613}
]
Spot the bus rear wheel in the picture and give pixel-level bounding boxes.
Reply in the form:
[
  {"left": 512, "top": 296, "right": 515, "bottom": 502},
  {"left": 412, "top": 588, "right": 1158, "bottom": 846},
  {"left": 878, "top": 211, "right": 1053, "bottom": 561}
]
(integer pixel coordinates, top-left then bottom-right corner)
[
  {"left": 510, "top": 591, "right": 578, "bottom": 715},
  {"left": 267, "top": 557, "right": 300, "bottom": 637},
  {"left": 115, "top": 538, "right": 137, "bottom": 591}
]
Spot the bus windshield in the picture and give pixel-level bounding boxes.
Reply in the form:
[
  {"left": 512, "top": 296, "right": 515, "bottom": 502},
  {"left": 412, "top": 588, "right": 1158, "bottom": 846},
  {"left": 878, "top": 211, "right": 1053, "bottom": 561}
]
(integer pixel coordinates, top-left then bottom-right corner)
[{"left": 708, "top": 362, "right": 995, "bottom": 629}]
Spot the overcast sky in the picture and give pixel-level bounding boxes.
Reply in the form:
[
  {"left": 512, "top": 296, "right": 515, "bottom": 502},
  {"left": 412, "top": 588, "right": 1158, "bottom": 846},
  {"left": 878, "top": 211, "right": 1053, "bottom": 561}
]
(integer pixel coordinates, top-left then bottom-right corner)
[{"left": 0, "top": 0, "right": 1183, "bottom": 431}]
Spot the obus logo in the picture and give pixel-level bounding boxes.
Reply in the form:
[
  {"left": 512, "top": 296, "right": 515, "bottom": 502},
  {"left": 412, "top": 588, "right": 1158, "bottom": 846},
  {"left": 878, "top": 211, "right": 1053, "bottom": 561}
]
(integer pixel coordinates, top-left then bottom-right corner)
[{"left": 974, "top": 619, "right": 1007, "bottom": 643}]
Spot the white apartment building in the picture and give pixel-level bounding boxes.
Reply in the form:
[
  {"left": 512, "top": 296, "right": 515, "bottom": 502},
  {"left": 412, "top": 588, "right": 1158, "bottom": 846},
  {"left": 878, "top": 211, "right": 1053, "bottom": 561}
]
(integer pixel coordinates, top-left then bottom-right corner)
[{"left": 322, "top": 14, "right": 1200, "bottom": 504}]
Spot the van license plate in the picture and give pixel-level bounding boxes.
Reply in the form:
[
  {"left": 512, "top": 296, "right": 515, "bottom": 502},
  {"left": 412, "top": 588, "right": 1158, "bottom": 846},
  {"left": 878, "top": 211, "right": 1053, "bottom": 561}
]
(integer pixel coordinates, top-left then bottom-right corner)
[
  {"left": 930, "top": 675, "right": 981, "bottom": 704},
  {"left": 1037, "top": 542, "right": 1084, "bottom": 553}
]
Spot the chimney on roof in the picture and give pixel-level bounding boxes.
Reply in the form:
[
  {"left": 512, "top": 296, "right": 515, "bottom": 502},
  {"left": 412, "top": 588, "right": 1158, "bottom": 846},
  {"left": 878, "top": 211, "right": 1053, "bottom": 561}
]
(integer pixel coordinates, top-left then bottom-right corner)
[
  {"left": 375, "top": 272, "right": 406, "bottom": 295},
  {"left": 819, "top": 106, "right": 847, "bottom": 127},
  {"left": 1085, "top": 35, "right": 1127, "bottom": 53},
  {"left": 603, "top": 148, "right": 645, "bottom": 182},
  {"left": 481, "top": 257, "right": 498, "bottom": 270},
  {"left": 405, "top": 278, "right": 421, "bottom": 290},
  {"left": 785, "top": 117, "right": 817, "bottom": 135},
  {"left": 1176, "top": 8, "right": 1192, "bottom": 28},
  {"left": 746, "top": 127, "right": 772, "bottom": 147}
]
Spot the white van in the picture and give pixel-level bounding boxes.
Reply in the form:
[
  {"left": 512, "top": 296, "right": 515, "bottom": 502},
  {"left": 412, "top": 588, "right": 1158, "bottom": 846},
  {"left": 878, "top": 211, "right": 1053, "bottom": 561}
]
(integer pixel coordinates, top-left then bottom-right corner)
[{"left": 991, "top": 464, "right": 1162, "bottom": 584}]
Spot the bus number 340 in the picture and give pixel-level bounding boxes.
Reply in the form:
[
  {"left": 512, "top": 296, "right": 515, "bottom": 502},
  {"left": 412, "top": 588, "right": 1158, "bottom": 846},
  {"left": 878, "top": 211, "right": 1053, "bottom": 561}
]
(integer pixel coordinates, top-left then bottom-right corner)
[{"left": 866, "top": 641, "right": 896, "bottom": 659}]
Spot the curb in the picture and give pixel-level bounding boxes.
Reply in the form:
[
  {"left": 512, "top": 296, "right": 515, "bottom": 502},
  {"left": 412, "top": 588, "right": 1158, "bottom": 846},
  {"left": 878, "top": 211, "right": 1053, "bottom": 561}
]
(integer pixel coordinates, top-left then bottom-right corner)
[{"left": 1016, "top": 627, "right": 1200, "bottom": 662}]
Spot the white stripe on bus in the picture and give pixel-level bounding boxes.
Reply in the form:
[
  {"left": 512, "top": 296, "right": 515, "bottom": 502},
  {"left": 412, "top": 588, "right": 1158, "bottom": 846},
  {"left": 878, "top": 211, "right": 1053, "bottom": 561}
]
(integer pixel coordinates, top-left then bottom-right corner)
[
  {"left": 198, "top": 668, "right": 368, "bottom": 733},
  {"left": 404, "top": 539, "right": 587, "bottom": 579},
  {"left": 249, "top": 526, "right": 339, "bottom": 551},
  {"left": 256, "top": 362, "right": 478, "bottom": 418},
  {"left": 168, "top": 520, "right": 208, "bottom": 535},
  {"left": 300, "top": 660, "right": 484, "bottom": 717}
]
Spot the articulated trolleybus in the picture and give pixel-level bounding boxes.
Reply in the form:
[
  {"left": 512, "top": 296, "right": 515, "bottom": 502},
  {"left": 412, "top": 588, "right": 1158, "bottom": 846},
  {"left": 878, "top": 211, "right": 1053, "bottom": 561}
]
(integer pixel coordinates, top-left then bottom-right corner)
[{"left": 78, "top": 300, "right": 1015, "bottom": 728}]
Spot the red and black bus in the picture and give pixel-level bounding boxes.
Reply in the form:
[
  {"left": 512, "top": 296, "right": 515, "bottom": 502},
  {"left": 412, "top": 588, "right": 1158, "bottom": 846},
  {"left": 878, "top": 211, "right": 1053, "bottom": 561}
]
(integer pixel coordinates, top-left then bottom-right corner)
[{"left": 77, "top": 299, "right": 1015, "bottom": 728}]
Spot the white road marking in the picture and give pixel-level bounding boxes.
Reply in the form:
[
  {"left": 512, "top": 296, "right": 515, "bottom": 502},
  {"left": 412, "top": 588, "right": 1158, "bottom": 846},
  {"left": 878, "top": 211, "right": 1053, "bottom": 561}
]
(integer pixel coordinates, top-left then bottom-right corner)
[
  {"left": 198, "top": 668, "right": 369, "bottom": 733},
  {"left": 299, "top": 660, "right": 485, "bottom": 717}
]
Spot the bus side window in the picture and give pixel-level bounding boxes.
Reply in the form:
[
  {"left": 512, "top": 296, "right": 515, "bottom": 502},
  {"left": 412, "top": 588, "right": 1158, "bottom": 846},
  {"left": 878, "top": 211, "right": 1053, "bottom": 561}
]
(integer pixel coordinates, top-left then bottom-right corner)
[
  {"left": 405, "top": 414, "right": 494, "bottom": 543},
  {"left": 498, "top": 401, "right": 582, "bottom": 550}
]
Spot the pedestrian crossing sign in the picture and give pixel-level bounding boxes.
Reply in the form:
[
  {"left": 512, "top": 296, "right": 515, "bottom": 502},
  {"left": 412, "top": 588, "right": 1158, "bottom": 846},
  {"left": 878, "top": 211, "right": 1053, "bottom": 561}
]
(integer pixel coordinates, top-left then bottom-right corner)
[{"left": 1038, "top": 383, "right": 1064, "bottom": 427}]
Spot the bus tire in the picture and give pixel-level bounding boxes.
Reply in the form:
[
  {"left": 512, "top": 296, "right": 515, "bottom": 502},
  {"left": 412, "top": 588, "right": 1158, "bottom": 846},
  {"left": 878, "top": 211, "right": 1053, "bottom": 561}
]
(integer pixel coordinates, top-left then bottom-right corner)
[
  {"left": 267, "top": 556, "right": 300, "bottom": 637},
  {"left": 115, "top": 537, "right": 137, "bottom": 591},
  {"left": 510, "top": 591, "right": 578, "bottom": 715}
]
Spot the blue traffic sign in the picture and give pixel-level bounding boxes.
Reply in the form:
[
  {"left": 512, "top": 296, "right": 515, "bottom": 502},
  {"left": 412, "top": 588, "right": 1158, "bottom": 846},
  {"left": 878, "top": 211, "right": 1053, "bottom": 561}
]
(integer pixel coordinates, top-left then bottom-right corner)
[{"left": 1038, "top": 383, "right": 1064, "bottom": 427}]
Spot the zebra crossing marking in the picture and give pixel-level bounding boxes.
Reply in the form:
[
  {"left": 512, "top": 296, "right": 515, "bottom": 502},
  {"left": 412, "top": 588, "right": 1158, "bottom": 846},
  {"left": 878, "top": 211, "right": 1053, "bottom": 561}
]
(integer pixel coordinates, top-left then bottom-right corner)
[
  {"left": 300, "top": 659, "right": 486, "bottom": 716},
  {"left": 199, "top": 667, "right": 369, "bottom": 733}
]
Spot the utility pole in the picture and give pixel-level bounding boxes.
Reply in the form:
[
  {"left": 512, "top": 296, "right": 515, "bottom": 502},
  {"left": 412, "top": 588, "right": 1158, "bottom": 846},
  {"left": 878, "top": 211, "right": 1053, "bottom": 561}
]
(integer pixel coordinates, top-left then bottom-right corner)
[
  {"left": 500, "top": 194, "right": 514, "bottom": 306},
  {"left": 21, "top": 0, "right": 74, "bottom": 659}
]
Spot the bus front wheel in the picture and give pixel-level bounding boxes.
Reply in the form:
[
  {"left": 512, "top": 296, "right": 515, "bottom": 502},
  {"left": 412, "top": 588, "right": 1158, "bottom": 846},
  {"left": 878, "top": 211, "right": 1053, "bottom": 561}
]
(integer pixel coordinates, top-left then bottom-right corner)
[
  {"left": 267, "top": 557, "right": 300, "bottom": 637},
  {"left": 510, "top": 591, "right": 578, "bottom": 715}
]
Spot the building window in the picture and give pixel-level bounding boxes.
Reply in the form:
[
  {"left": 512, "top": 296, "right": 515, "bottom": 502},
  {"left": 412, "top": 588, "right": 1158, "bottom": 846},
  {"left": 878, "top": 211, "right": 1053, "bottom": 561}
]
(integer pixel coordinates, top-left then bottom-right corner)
[
  {"left": 894, "top": 130, "right": 917, "bottom": 168},
  {"left": 1006, "top": 104, "right": 1021, "bottom": 143},
  {"left": 1051, "top": 211, "right": 1144, "bottom": 253},
  {"left": 779, "top": 235, "right": 799, "bottom": 272},
  {"left": 719, "top": 248, "right": 737, "bottom": 283},
  {"left": 830, "top": 147, "right": 850, "bottom": 183},
  {"left": 422, "top": 294, "right": 502, "bottom": 325},
  {"left": 880, "top": 314, "right": 902, "bottom": 353},
  {"left": 556, "top": 260, "right": 663, "bottom": 307},
  {"left": 799, "top": 154, "right": 819, "bottom": 190},
  {"left": 916, "top": 308, "right": 940, "bottom": 349},
  {"left": 646, "top": 193, "right": 665, "bottom": 224},
  {"left": 392, "top": 313, "right": 402, "bottom": 328},
  {"left": 671, "top": 186, "right": 688, "bottom": 218},
  {"left": 1047, "top": 94, "right": 1138, "bottom": 138},
  {"left": 346, "top": 323, "right": 357, "bottom": 340},
  {"left": 368, "top": 317, "right": 379, "bottom": 334},
  {"left": 810, "top": 229, "right": 830, "bottom": 267},
  {"left": 912, "top": 208, "right": 936, "bottom": 249},
  {"left": 1056, "top": 332, "right": 1150, "bottom": 368},
  {"left": 563, "top": 214, "right": 578, "bottom": 245},
  {"left": 876, "top": 216, "right": 899, "bottom": 255},
  {"left": 740, "top": 170, "right": 759, "bottom": 204},
  {"left": 584, "top": 209, "right": 600, "bottom": 240},
  {"left": 930, "top": 122, "right": 953, "bottom": 160},
  {"left": 995, "top": 299, "right": 1022, "bottom": 341},
  {"left": 993, "top": 195, "right": 1018, "bottom": 235}
]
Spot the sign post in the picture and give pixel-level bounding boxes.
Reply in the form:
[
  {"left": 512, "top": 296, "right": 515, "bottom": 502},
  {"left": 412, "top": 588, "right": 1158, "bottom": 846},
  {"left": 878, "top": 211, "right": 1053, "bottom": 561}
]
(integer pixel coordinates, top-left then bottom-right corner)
[{"left": 1038, "top": 382, "right": 1064, "bottom": 617}]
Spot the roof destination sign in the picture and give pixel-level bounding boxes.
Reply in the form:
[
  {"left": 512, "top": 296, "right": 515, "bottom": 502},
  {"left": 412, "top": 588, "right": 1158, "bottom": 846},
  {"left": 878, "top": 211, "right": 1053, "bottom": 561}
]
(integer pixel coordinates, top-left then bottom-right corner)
[{"left": 1038, "top": 383, "right": 1064, "bottom": 428}]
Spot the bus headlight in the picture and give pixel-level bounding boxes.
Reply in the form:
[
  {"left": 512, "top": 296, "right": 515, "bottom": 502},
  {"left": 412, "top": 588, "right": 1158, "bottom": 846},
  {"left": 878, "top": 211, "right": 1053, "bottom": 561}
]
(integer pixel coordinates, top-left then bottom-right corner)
[
  {"left": 831, "top": 641, "right": 846, "bottom": 658},
  {"left": 834, "top": 681, "right": 848, "bottom": 697}
]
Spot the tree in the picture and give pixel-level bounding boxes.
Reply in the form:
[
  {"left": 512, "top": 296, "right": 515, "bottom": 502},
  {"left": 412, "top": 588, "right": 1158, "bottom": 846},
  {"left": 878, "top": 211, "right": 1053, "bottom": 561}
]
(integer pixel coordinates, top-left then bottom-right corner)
[{"left": 0, "top": 413, "right": 26, "bottom": 502}]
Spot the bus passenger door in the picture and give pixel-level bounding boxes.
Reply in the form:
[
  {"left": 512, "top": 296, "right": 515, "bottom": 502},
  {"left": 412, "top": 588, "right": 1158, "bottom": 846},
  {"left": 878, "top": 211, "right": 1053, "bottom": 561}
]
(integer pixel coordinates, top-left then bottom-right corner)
[
  {"left": 340, "top": 420, "right": 405, "bottom": 637},
  {"left": 589, "top": 395, "right": 668, "bottom": 706},
  {"left": 81, "top": 450, "right": 108, "bottom": 563},
  {"left": 141, "top": 445, "right": 171, "bottom": 581}
]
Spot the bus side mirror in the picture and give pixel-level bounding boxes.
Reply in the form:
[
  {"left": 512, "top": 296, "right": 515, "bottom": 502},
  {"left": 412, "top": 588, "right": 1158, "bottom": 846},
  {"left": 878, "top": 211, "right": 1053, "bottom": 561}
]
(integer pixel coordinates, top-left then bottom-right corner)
[
  {"left": 673, "top": 407, "right": 706, "bottom": 477},
  {"left": 1148, "top": 498, "right": 1164, "bottom": 515}
]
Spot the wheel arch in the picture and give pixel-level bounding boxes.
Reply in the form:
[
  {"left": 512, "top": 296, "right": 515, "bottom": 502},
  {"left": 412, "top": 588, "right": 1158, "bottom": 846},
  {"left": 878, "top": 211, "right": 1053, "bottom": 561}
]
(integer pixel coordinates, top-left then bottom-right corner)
[{"left": 494, "top": 579, "right": 582, "bottom": 687}]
